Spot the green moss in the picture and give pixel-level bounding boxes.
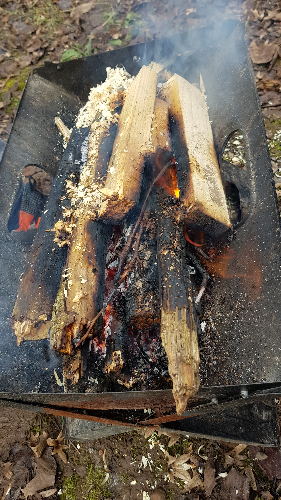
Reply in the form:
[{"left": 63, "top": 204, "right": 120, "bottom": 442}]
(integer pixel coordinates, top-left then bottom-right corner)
[
  {"left": 61, "top": 473, "right": 79, "bottom": 500},
  {"left": 60, "top": 458, "right": 111, "bottom": 500},
  {"left": 83, "top": 461, "right": 111, "bottom": 500}
]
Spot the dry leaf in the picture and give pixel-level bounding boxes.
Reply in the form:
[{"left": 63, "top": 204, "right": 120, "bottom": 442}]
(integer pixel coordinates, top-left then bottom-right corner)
[
  {"left": 198, "top": 445, "right": 208, "bottom": 461},
  {"left": 220, "top": 467, "right": 250, "bottom": 500},
  {"left": 0, "top": 461, "right": 13, "bottom": 482},
  {"left": 12, "top": 21, "right": 36, "bottom": 35},
  {"left": 70, "top": 1, "right": 95, "bottom": 22},
  {"left": 260, "top": 91, "right": 281, "bottom": 107},
  {"left": 204, "top": 461, "right": 216, "bottom": 497},
  {"left": 255, "top": 451, "right": 268, "bottom": 461},
  {"left": 47, "top": 431, "right": 68, "bottom": 463},
  {"left": 244, "top": 466, "right": 257, "bottom": 491},
  {"left": 21, "top": 448, "right": 56, "bottom": 499},
  {"left": 225, "top": 454, "right": 235, "bottom": 467},
  {"left": 31, "top": 431, "right": 49, "bottom": 458},
  {"left": 40, "top": 488, "right": 57, "bottom": 498},
  {"left": 261, "top": 492, "right": 274, "bottom": 500},
  {"left": 160, "top": 431, "right": 181, "bottom": 447},
  {"left": 143, "top": 427, "right": 159, "bottom": 439},
  {"left": 166, "top": 445, "right": 199, "bottom": 484},
  {"left": 182, "top": 470, "right": 204, "bottom": 492},
  {"left": 265, "top": 10, "right": 281, "bottom": 21},
  {"left": 228, "top": 444, "right": 247, "bottom": 466},
  {"left": 249, "top": 40, "right": 278, "bottom": 64}
]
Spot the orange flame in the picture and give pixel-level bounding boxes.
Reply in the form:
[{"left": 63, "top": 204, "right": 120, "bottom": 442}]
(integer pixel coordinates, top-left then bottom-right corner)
[{"left": 154, "top": 154, "right": 180, "bottom": 198}]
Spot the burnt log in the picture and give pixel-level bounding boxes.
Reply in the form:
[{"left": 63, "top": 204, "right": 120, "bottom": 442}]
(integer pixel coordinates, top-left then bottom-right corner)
[
  {"left": 156, "top": 190, "right": 200, "bottom": 414},
  {"left": 50, "top": 217, "right": 111, "bottom": 354},
  {"left": 11, "top": 127, "right": 90, "bottom": 345}
]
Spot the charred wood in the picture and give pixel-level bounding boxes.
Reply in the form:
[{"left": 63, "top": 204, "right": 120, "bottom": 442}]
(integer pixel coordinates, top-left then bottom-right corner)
[
  {"left": 11, "top": 127, "right": 90, "bottom": 345},
  {"left": 156, "top": 191, "right": 200, "bottom": 414}
]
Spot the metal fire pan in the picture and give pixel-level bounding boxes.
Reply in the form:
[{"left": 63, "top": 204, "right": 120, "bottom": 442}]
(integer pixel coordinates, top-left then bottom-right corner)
[{"left": 0, "top": 20, "right": 281, "bottom": 408}]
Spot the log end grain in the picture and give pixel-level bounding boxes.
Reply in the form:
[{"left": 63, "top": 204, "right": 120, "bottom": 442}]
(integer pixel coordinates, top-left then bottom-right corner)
[{"left": 161, "top": 305, "right": 200, "bottom": 415}]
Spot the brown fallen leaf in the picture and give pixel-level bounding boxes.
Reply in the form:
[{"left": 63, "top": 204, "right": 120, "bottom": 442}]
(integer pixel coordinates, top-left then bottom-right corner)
[
  {"left": 204, "top": 461, "right": 216, "bottom": 497},
  {"left": 261, "top": 492, "right": 274, "bottom": 500},
  {"left": 142, "top": 426, "right": 159, "bottom": 439},
  {"left": 21, "top": 447, "right": 56, "bottom": 499},
  {"left": 249, "top": 40, "right": 278, "bottom": 64},
  {"left": 18, "top": 54, "right": 33, "bottom": 69},
  {"left": 260, "top": 91, "right": 281, "bottom": 107},
  {"left": 182, "top": 470, "right": 204, "bottom": 492},
  {"left": 0, "top": 61, "right": 18, "bottom": 79},
  {"left": 70, "top": 1, "right": 95, "bottom": 22},
  {"left": 40, "top": 488, "right": 57, "bottom": 498},
  {"left": 30, "top": 431, "right": 49, "bottom": 458},
  {"left": 255, "top": 451, "right": 268, "bottom": 461},
  {"left": 228, "top": 444, "right": 247, "bottom": 467},
  {"left": 12, "top": 21, "right": 36, "bottom": 35},
  {"left": 244, "top": 466, "right": 257, "bottom": 491},
  {"left": 166, "top": 445, "right": 199, "bottom": 484},
  {"left": 0, "top": 461, "right": 13, "bottom": 482},
  {"left": 47, "top": 431, "right": 68, "bottom": 463},
  {"left": 265, "top": 10, "right": 281, "bottom": 21},
  {"left": 220, "top": 467, "right": 250, "bottom": 500}
]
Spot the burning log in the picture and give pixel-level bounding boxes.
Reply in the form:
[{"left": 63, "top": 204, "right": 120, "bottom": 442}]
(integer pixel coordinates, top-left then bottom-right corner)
[
  {"left": 98, "top": 65, "right": 157, "bottom": 222},
  {"left": 160, "top": 74, "right": 231, "bottom": 236},
  {"left": 156, "top": 191, "right": 200, "bottom": 414},
  {"left": 124, "top": 213, "right": 161, "bottom": 331}
]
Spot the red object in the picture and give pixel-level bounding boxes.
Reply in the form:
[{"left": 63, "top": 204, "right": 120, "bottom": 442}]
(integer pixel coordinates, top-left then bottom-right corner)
[
  {"left": 183, "top": 224, "right": 202, "bottom": 247},
  {"left": 14, "top": 211, "right": 41, "bottom": 232}
]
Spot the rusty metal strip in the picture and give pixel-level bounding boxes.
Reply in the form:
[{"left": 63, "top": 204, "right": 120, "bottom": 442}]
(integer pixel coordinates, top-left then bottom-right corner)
[{"left": 42, "top": 407, "right": 136, "bottom": 427}]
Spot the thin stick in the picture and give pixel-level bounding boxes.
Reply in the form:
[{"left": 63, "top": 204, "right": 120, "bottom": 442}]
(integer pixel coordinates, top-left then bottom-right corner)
[{"left": 69, "top": 440, "right": 81, "bottom": 454}]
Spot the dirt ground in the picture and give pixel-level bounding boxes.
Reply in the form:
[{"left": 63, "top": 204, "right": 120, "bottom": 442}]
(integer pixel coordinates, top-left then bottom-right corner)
[{"left": 2, "top": 0, "right": 281, "bottom": 499}]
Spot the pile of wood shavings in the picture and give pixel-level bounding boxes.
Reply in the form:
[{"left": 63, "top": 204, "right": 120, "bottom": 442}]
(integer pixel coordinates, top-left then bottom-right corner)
[{"left": 56, "top": 67, "right": 133, "bottom": 241}]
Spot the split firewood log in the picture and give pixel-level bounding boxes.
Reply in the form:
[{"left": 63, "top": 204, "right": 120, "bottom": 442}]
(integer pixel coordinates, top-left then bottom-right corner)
[
  {"left": 156, "top": 190, "right": 200, "bottom": 414},
  {"left": 11, "top": 127, "right": 90, "bottom": 345},
  {"left": 98, "top": 65, "right": 158, "bottom": 222},
  {"left": 124, "top": 212, "right": 161, "bottom": 331},
  {"left": 160, "top": 74, "right": 231, "bottom": 236}
]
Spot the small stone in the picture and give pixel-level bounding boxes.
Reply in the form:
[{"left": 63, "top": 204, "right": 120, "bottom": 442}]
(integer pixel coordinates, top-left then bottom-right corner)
[{"left": 150, "top": 489, "right": 166, "bottom": 500}]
